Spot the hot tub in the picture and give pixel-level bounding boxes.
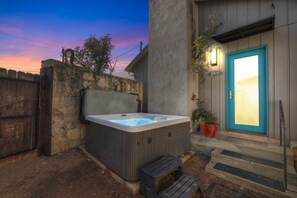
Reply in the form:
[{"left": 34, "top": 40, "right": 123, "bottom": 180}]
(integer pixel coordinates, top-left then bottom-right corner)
[{"left": 81, "top": 90, "right": 191, "bottom": 181}]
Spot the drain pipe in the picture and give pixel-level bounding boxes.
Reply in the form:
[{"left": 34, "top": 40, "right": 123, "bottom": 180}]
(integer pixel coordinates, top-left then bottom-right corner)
[
  {"left": 279, "top": 100, "right": 287, "bottom": 190},
  {"left": 79, "top": 89, "right": 90, "bottom": 124},
  {"left": 129, "top": 92, "right": 142, "bottom": 113}
]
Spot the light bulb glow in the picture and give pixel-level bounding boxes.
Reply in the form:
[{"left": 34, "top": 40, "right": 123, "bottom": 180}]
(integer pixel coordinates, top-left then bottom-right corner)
[{"left": 210, "top": 48, "right": 217, "bottom": 66}]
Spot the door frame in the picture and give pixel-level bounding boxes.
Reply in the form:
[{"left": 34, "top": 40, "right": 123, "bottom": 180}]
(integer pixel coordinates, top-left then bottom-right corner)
[{"left": 225, "top": 45, "right": 268, "bottom": 135}]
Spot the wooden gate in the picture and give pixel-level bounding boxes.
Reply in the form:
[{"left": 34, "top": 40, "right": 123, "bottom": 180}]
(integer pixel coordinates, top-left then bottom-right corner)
[{"left": 0, "top": 70, "right": 39, "bottom": 158}]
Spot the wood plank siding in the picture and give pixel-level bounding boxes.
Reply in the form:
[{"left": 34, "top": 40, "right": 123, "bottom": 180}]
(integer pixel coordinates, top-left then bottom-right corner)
[
  {"left": 197, "top": 0, "right": 297, "bottom": 141},
  {"left": 0, "top": 71, "right": 39, "bottom": 158}
]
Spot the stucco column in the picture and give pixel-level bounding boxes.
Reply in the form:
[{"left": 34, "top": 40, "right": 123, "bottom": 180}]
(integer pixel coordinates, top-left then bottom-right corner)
[{"left": 148, "top": 0, "right": 198, "bottom": 117}]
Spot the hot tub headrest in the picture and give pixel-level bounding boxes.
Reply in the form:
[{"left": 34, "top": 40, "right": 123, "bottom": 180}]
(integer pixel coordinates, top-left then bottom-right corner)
[{"left": 80, "top": 89, "right": 140, "bottom": 122}]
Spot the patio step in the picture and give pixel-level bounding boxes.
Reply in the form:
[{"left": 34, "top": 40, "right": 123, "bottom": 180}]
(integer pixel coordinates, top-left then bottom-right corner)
[
  {"left": 190, "top": 133, "right": 294, "bottom": 166},
  {"left": 190, "top": 133, "right": 297, "bottom": 194},
  {"left": 212, "top": 149, "right": 284, "bottom": 181},
  {"left": 206, "top": 161, "right": 297, "bottom": 198},
  {"left": 211, "top": 149, "right": 297, "bottom": 187}
]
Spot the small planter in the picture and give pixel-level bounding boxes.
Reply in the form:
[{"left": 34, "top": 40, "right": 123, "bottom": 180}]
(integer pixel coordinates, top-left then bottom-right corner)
[{"left": 200, "top": 124, "right": 217, "bottom": 138}]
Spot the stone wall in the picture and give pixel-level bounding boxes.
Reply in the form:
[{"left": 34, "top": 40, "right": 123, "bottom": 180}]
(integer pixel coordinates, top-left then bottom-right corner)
[
  {"left": 148, "top": 0, "right": 198, "bottom": 117},
  {"left": 40, "top": 59, "right": 143, "bottom": 155}
]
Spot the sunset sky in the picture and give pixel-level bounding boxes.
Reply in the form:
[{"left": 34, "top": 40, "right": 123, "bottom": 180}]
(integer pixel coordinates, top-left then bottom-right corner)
[{"left": 0, "top": 0, "right": 148, "bottom": 77}]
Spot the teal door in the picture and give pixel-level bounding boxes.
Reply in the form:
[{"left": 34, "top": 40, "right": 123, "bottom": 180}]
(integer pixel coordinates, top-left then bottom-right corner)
[{"left": 226, "top": 46, "right": 267, "bottom": 134}]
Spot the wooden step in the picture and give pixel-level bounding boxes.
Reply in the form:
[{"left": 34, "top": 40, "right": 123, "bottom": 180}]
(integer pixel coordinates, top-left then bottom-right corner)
[
  {"left": 158, "top": 173, "right": 199, "bottom": 198},
  {"left": 140, "top": 155, "right": 182, "bottom": 181}
]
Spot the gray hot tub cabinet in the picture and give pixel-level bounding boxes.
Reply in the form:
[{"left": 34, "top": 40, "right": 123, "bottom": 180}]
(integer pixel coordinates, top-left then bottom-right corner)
[
  {"left": 81, "top": 89, "right": 190, "bottom": 181},
  {"left": 85, "top": 121, "right": 190, "bottom": 181}
]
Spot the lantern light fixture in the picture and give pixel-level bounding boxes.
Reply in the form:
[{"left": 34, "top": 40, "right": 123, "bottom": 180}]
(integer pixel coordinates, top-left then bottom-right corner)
[{"left": 210, "top": 47, "right": 217, "bottom": 66}]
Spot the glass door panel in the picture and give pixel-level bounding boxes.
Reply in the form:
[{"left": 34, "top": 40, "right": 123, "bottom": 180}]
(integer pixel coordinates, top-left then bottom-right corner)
[{"left": 234, "top": 55, "right": 259, "bottom": 126}]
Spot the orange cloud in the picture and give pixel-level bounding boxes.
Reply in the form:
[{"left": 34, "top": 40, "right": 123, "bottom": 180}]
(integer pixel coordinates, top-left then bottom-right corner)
[
  {"left": 115, "top": 58, "right": 132, "bottom": 67},
  {"left": 0, "top": 55, "right": 42, "bottom": 74},
  {"left": 0, "top": 54, "right": 132, "bottom": 74}
]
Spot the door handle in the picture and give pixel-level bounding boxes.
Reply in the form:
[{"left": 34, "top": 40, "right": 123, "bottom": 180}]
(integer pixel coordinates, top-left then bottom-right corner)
[{"left": 229, "top": 90, "right": 234, "bottom": 100}]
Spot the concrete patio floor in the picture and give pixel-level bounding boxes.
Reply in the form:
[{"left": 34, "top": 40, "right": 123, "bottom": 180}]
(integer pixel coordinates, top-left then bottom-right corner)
[{"left": 0, "top": 148, "right": 266, "bottom": 198}]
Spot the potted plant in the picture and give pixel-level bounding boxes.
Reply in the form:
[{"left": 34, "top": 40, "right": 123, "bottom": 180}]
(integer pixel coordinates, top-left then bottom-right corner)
[{"left": 191, "top": 94, "right": 218, "bottom": 138}]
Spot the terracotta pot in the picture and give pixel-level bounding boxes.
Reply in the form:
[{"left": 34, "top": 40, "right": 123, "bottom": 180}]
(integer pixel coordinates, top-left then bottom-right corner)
[
  {"left": 206, "top": 124, "right": 217, "bottom": 138},
  {"left": 200, "top": 124, "right": 207, "bottom": 136},
  {"left": 200, "top": 124, "right": 217, "bottom": 138}
]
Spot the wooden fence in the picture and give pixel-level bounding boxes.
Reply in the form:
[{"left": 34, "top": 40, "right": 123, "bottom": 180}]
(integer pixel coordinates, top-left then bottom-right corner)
[{"left": 0, "top": 68, "right": 39, "bottom": 158}]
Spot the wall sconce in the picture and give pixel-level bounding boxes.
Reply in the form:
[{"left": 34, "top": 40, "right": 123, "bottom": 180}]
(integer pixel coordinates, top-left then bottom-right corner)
[{"left": 210, "top": 47, "right": 217, "bottom": 66}]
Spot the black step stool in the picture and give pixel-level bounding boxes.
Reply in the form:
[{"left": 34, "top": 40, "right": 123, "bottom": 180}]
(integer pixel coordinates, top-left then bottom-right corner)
[
  {"left": 139, "top": 155, "right": 199, "bottom": 198},
  {"left": 158, "top": 173, "right": 199, "bottom": 198}
]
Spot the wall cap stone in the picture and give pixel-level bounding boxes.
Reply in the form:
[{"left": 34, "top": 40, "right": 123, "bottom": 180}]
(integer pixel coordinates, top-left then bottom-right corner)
[
  {"left": 0, "top": 67, "right": 7, "bottom": 77},
  {"left": 0, "top": 67, "right": 39, "bottom": 81},
  {"left": 41, "top": 59, "right": 143, "bottom": 84}
]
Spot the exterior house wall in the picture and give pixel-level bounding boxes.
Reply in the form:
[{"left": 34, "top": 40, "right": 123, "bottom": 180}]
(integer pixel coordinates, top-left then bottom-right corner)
[
  {"left": 130, "top": 52, "right": 149, "bottom": 112},
  {"left": 148, "top": 0, "right": 198, "bottom": 117},
  {"left": 197, "top": 0, "right": 297, "bottom": 141}
]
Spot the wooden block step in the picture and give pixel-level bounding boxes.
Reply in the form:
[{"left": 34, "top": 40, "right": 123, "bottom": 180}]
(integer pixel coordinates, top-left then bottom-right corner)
[
  {"left": 158, "top": 173, "right": 200, "bottom": 198},
  {"left": 140, "top": 155, "right": 182, "bottom": 181}
]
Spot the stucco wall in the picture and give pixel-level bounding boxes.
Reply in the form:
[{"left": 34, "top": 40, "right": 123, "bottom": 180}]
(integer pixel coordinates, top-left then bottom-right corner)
[
  {"left": 40, "top": 59, "right": 143, "bottom": 155},
  {"left": 148, "top": 0, "right": 198, "bottom": 117}
]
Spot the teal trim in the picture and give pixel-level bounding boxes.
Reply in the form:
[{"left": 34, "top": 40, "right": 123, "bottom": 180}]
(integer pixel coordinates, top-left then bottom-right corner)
[
  {"left": 225, "top": 54, "right": 229, "bottom": 130},
  {"left": 226, "top": 45, "right": 268, "bottom": 135},
  {"left": 265, "top": 46, "right": 269, "bottom": 134}
]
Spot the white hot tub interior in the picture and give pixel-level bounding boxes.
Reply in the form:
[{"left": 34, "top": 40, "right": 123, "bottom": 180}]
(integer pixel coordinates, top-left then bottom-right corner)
[{"left": 85, "top": 113, "right": 190, "bottom": 132}]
